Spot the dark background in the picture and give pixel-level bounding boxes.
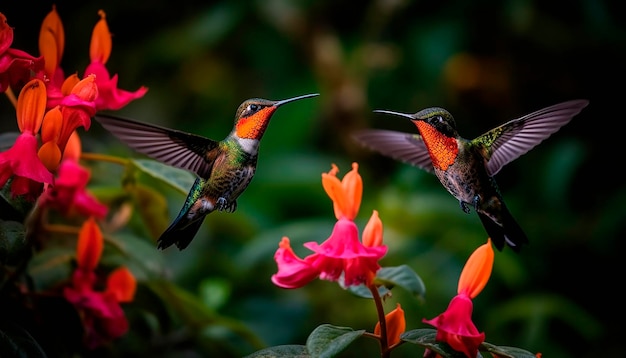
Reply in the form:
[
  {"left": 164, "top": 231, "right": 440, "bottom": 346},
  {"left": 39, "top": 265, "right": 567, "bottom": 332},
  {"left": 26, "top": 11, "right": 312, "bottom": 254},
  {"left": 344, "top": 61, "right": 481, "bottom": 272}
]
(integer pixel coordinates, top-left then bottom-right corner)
[{"left": 2, "top": 1, "right": 624, "bottom": 357}]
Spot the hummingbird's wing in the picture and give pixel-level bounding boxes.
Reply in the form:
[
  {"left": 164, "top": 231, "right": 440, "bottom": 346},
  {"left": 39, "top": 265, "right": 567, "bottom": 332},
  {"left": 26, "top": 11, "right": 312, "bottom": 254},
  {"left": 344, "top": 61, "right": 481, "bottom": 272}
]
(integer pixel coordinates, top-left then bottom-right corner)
[
  {"left": 351, "top": 129, "right": 435, "bottom": 173},
  {"left": 478, "top": 99, "right": 589, "bottom": 176},
  {"left": 95, "top": 114, "right": 220, "bottom": 178}
]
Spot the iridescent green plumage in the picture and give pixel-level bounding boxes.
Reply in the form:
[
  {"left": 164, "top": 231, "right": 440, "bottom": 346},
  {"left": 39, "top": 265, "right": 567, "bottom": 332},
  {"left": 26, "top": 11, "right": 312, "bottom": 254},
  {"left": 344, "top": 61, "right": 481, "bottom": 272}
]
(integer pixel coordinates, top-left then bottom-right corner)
[
  {"left": 353, "top": 100, "right": 589, "bottom": 252},
  {"left": 96, "top": 93, "right": 319, "bottom": 250}
]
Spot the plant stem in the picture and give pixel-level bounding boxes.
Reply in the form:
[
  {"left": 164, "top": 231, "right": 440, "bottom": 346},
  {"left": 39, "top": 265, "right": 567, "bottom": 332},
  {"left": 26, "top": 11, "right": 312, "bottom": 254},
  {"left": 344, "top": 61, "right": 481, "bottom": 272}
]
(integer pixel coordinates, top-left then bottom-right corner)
[{"left": 369, "top": 284, "right": 390, "bottom": 358}]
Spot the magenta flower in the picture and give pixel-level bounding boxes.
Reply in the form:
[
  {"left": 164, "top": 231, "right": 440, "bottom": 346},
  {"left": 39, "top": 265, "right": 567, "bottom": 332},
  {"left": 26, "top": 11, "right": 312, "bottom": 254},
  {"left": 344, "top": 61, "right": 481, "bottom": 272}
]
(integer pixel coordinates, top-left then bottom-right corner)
[
  {"left": 84, "top": 10, "right": 147, "bottom": 111},
  {"left": 63, "top": 218, "right": 136, "bottom": 349},
  {"left": 0, "top": 13, "right": 44, "bottom": 93},
  {"left": 272, "top": 163, "right": 387, "bottom": 289},
  {"left": 38, "top": 159, "right": 108, "bottom": 218},
  {"left": 422, "top": 239, "right": 495, "bottom": 358}
]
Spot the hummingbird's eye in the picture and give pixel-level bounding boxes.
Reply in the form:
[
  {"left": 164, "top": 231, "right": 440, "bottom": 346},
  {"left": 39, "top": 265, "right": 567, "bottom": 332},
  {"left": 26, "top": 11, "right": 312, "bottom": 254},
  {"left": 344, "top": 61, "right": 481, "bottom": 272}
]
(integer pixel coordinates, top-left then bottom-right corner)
[{"left": 248, "top": 104, "right": 259, "bottom": 112}]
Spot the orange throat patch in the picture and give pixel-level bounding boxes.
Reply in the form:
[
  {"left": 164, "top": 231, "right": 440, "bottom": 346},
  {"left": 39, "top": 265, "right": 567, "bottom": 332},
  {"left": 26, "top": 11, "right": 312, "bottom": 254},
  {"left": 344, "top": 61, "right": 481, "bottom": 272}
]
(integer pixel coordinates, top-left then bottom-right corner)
[
  {"left": 235, "top": 107, "right": 276, "bottom": 139},
  {"left": 415, "top": 121, "right": 458, "bottom": 171}
]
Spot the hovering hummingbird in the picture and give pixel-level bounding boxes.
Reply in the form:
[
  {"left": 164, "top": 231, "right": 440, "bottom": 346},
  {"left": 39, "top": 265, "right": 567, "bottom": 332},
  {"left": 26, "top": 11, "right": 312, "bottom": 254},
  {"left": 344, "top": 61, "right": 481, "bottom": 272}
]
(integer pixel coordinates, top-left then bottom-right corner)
[
  {"left": 352, "top": 99, "right": 589, "bottom": 252},
  {"left": 96, "top": 93, "right": 319, "bottom": 250}
]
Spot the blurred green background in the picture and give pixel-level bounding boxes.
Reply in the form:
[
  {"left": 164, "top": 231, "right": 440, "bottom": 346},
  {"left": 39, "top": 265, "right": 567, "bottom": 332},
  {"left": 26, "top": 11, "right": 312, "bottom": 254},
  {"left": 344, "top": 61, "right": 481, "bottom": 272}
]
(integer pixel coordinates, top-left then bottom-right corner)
[{"left": 2, "top": 0, "right": 624, "bottom": 357}]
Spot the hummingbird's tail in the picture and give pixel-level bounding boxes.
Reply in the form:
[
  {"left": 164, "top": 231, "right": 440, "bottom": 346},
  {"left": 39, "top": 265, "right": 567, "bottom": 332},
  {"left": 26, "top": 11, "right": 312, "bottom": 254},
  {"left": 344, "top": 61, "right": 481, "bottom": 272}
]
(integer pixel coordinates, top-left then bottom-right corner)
[
  {"left": 157, "top": 218, "right": 205, "bottom": 250},
  {"left": 477, "top": 206, "right": 528, "bottom": 252}
]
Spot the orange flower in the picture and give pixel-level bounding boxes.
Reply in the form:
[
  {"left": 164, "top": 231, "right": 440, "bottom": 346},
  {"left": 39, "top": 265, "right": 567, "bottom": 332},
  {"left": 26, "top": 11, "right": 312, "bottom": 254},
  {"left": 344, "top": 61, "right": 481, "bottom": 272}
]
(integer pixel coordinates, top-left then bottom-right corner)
[
  {"left": 76, "top": 217, "right": 103, "bottom": 271},
  {"left": 16, "top": 78, "right": 47, "bottom": 134},
  {"left": 89, "top": 10, "right": 111, "bottom": 64},
  {"left": 374, "top": 303, "right": 406, "bottom": 346},
  {"left": 322, "top": 162, "right": 362, "bottom": 220},
  {"left": 458, "top": 238, "right": 494, "bottom": 299},
  {"left": 38, "top": 5, "right": 64, "bottom": 78}
]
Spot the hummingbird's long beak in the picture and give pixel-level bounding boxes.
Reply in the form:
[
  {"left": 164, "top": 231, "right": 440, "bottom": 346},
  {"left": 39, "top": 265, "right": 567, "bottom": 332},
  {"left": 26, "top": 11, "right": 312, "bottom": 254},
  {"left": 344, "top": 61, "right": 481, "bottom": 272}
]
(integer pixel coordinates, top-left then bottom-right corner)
[
  {"left": 274, "top": 93, "right": 320, "bottom": 107},
  {"left": 373, "top": 109, "right": 415, "bottom": 120}
]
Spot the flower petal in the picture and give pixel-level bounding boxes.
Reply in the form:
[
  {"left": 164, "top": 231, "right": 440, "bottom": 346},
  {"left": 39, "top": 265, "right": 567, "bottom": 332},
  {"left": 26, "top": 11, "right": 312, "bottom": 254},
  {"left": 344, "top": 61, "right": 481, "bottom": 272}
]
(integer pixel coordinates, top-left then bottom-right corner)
[
  {"left": 16, "top": 79, "right": 47, "bottom": 133},
  {"left": 271, "top": 237, "right": 320, "bottom": 289},
  {"left": 458, "top": 239, "right": 494, "bottom": 299},
  {"left": 106, "top": 267, "right": 136, "bottom": 303},
  {"left": 77, "top": 217, "right": 103, "bottom": 271}
]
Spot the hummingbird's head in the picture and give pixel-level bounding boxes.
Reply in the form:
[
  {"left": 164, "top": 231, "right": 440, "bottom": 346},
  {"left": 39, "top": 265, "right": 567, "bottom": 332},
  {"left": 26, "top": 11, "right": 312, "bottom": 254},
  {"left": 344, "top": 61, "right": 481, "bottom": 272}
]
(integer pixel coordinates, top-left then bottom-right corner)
[
  {"left": 234, "top": 94, "right": 319, "bottom": 139},
  {"left": 413, "top": 107, "right": 458, "bottom": 137}
]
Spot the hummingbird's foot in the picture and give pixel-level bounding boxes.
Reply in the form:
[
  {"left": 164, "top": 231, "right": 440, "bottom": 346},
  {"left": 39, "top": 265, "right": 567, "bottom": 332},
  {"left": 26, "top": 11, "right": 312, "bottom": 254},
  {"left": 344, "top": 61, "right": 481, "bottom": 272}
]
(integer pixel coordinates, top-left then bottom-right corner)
[
  {"left": 216, "top": 197, "right": 237, "bottom": 212},
  {"left": 216, "top": 197, "right": 228, "bottom": 211},
  {"left": 472, "top": 195, "right": 481, "bottom": 210},
  {"left": 460, "top": 201, "right": 471, "bottom": 214}
]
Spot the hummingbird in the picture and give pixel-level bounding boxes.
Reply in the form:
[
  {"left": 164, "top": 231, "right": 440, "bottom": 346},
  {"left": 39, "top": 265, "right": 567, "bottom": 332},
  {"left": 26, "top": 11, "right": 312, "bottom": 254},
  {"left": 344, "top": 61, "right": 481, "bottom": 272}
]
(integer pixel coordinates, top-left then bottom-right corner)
[
  {"left": 352, "top": 99, "right": 589, "bottom": 252},
  {"left": 95, "top": 93, "right": 319, "bottom": 250}
]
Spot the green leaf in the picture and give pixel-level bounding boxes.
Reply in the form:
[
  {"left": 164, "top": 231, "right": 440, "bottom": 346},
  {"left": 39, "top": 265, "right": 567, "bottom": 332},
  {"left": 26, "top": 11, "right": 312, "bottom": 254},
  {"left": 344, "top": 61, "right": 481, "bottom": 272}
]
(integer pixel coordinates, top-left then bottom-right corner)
[
  {"left": 306, "top": 324, "right": 365, "bottom": 358},
  {"left": 400, "top": 329, "right": 470, "bottom": 357},
  {"left": 481, "top": 342, "right": 537, "bottom": 358},
  {"left": 129, "top": 183, "right": 169, "bottom": 240},
  {"left": 0, "top": 220, "right": 27, "bottom": 266},
  {"left": 145, "top": 279, "right": 217, "bottom": 328},
  {"left": 244, "top": 344, "right": 309, "bottom": 358},
  {"left": 199, "top": 277, "right": 232, "bottom": 311},
  {"left": 27, "top": 247, "right": 74, "bottom": 291},
  {"left": 375, "top": 265, "right": 426, "bottom": 298},
  {"left": 347, "top": 284, "right": 390, "bottom": 299},
  {"left": 130, "top": 159, "right": 196, "bottom": 195},
  {"left": 101, "top": 231, "right": 166, "bottom": 280}
]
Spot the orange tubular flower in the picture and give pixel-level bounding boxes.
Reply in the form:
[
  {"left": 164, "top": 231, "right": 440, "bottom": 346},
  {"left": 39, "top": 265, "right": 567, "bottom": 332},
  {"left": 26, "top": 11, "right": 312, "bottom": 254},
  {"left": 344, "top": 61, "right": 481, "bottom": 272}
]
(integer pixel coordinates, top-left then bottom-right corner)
[
  {"left": 38, "top": 6, "right": 67, "bottom": 108},
  {"left": 322, "top": 162, "right": 362, "bottom": 220},
  {"left": 64, "top": 218, "right": 137, "bottom": 349},
  {"left": 83, "top": 10, "right": 147, "bottom": 111},
  {"left": 374, "top": 303, "right": 406, "bottom": 346},
  {"left": 272, "top": 163, "right": 387, "bottom": 289},
  {"left": 422, "top": 239, "right": 494, "bottom": 358},
  {"left": 0, "top": 79, "right": 54, "bottom": 198},
  {"left": 76, "top": 217, "right": 103, "bottom": 271}
]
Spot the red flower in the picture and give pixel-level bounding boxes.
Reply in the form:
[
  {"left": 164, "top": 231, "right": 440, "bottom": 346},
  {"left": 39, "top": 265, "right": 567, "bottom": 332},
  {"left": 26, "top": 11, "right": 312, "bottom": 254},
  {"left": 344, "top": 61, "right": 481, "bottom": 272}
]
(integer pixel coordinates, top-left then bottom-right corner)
[
  {"left": 0, "top": 13, "right": 44, "bottom": 93},
  {"left": 84, "top": 10, "right": 147, "bottom": 111},
  {"left": 63, "top": 218, "right": 136, "bottom": 349},
  {"left": 272, "top": 163, "right": 387, "bottom": 289},
  {"left": 422, "top": 239, "right": 494, "bottom": 358}
]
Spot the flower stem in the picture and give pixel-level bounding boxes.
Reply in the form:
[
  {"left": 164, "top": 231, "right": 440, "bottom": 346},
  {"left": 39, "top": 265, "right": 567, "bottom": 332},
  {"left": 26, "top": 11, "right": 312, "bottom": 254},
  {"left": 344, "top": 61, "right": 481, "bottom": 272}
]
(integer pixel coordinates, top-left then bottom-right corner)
[
  {"left": 81, "top": 152, "right": 128, "bottom": 166},
  {"left": 4, "top": 87, "right": 17, "bottom": 107},
  {"left": 369, "top": 284, "right": 390, "bottom": 358}
]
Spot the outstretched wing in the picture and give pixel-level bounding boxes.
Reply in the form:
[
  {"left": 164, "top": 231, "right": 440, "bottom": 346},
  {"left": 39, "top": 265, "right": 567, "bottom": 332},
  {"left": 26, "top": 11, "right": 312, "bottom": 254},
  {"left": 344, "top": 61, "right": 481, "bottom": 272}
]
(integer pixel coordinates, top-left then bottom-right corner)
[
  {"left": 478, "top": 99, "right": 589, "bottom": 176},
  {"left": 351, "top": 129, "right": 434, "bottom": 173},
  {"left": 95, "top": 114, "right": 220, "bottom": 178}
]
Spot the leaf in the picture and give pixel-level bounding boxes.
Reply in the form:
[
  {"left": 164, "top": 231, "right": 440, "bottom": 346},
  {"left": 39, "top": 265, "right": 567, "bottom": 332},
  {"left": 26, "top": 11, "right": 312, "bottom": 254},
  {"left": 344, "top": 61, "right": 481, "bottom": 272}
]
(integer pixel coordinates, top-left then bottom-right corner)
[
  {"left": 27, "top": 247, "right": 74, "bottom": 291},
  {"left": 145, "top": 279, "right": 217, "bottom": 328},
  {"left": 480, "top": 342, "right": 537, "bottom": 358},
  {"left": 100, "top": 231, "right": 167, "bottom": 280},
  {"left": 400, "top": 329, "right": 470, "bottom": 357},
  {"left": 244, "top": 345, "right": 309, "bottom": 358},
  {"left": 130, "top": 159, "right": 196, "bottom": 195},
  {"left": 0, "top": 220, "right": 27, "bottom": 266},
  {"left": 306, "top": 324, "right": 365, "bottom": 358},
  {"left": 129, "top": 183, "right": 169, "bottom": 240},
  {"left": 347, "top": 284, "right": 390, "bottom": 299},
  {"left": 375, "top": 265, "right": 426, "bottom": 298}
]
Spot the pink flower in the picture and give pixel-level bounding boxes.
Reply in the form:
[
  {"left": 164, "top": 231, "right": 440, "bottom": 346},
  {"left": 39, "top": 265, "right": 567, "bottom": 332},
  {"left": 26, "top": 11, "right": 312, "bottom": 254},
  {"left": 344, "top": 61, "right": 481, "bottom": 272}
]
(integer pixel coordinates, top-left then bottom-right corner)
[
  {"left": 63, "top": 218, "right": 136, "bottom": 349},
  {"left": 84, "top": 10, "right": 147, "bottom": 111},
  {"left": 0, "top": 13, "right": 44, "bottom": 93},
  {"left": 272, "top": 163, "right": 387, "bottom": 289},
  {"left": 422, "top": 239, "right": 495, "bottom": 358},
  {"left": 38, "top": 159, "right": 108, "bottom": 218}
]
